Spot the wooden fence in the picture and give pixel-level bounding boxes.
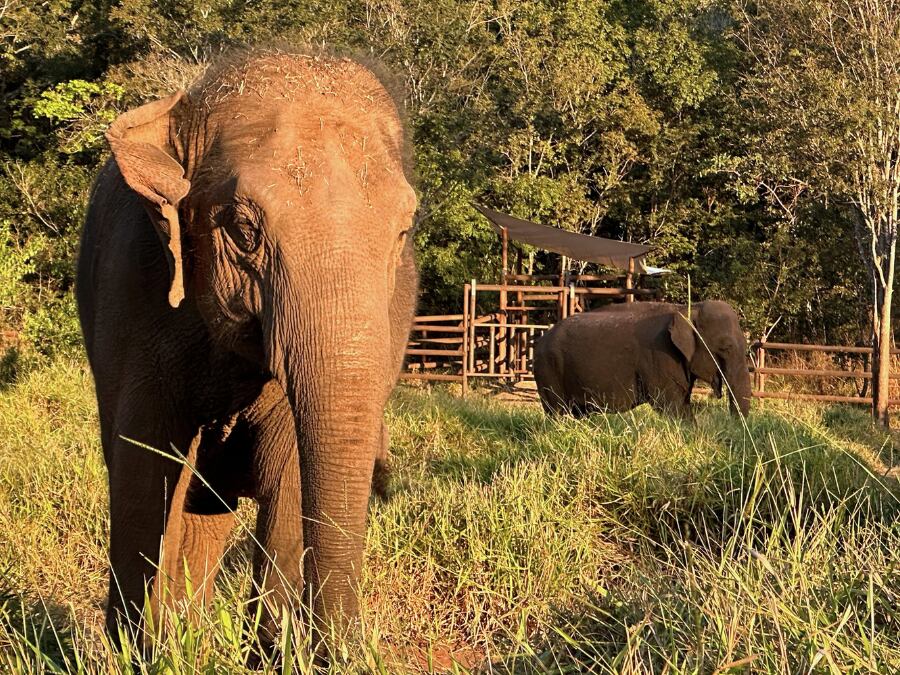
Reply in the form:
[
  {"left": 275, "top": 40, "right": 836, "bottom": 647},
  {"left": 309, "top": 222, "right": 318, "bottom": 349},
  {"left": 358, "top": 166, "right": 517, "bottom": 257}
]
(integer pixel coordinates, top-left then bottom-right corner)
[
  {"left": 402, "top": 317, "right": 900, "bottom": 407},
  {"left": 751, "top": 339, "right": 900, "bottom": 406},
  {"left": 400, "top": 314, "right": 468, "bottom": 389}
]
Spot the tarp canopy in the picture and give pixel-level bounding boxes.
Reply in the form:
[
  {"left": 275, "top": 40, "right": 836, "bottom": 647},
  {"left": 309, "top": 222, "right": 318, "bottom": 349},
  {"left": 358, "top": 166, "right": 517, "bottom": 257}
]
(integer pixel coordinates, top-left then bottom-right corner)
[{"left": 474, "top": 204, "right": 653, "bottom": 272}]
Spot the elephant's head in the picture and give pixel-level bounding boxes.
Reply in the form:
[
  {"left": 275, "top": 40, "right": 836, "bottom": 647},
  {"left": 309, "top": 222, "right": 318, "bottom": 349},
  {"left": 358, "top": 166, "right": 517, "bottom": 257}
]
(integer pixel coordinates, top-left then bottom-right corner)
[
  {"left": 669, "top": 301, "right": 751, "bottom": 416},
  {"left": 105, "top": 52, "right": 416, "bottom": 621}
]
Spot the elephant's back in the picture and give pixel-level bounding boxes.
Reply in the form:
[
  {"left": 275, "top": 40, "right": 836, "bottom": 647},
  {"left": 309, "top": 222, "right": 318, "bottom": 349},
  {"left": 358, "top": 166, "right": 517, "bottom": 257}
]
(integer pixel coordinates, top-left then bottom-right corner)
[
  {"left": 543, "top": 302, "right": 679, "bottom": 350},
  {"left": 549, "top": 307, "right": 640, "bottom": 341}
]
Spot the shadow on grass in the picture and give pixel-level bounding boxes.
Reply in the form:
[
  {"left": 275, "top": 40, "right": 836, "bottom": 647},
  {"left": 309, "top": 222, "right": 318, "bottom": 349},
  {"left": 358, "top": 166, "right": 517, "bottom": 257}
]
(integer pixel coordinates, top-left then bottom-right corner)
[
  {"left": 0, "top": 348, "right": 22, "bottom": 392},
  {"left": 391, "top": 386, "right": 675, "bottom": 486},
  {"left": 0, "top": 580, "right": 82, "bottom": 670},
  {"left": 390, "top": 387, "right": 550, "bottom": 485},
  {"left": 391, "top": 387, "right": 900, "bottom": 554},
  {"left": 482, "top": 533, "right": 900, "bottom": 674},
  {"left": 820, "top": 404, "right": 900, "bottom": 472},
  {"left": 619, "top": 403, "right": 900, "bottom": 553}
]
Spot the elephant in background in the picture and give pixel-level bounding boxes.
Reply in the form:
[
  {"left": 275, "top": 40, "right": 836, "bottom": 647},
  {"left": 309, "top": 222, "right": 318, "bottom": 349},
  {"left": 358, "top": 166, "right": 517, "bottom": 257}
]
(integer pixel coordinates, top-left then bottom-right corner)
[
  {"left": 534, "top": 301, "right": 752, "bottom": 419},
  {"left": 76, "top": 48, "right": 417, "bottom": 643}
]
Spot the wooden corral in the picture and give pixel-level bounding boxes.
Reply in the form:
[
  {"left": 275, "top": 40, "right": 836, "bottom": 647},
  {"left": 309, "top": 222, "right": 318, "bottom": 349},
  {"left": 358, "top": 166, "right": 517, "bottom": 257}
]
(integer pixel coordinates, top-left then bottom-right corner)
[
  {"left": 403, "top": 325, "right": 900, "bottom": 407},
  {"left": 401, "top": 207, "right": 900, "bottom": 408},
  {"left": 402, "top": 206, "right": 659, "bottom": 392}
]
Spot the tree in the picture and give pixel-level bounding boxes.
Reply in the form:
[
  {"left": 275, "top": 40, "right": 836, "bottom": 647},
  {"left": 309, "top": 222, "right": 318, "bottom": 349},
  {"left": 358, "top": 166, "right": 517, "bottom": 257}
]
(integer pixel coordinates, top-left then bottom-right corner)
[
  {"left": 0, "top": 0, "right": 882, "bottom": 372},
  {"left": 734, "top": 0, "right": 900, "bottom": 425}
]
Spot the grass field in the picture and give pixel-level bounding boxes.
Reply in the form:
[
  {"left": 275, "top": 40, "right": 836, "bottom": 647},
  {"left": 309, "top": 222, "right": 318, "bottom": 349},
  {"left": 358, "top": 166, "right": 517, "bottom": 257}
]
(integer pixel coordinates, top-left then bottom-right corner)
[{"left": 0, "top": 360, "right": 898, "bottom": 673}]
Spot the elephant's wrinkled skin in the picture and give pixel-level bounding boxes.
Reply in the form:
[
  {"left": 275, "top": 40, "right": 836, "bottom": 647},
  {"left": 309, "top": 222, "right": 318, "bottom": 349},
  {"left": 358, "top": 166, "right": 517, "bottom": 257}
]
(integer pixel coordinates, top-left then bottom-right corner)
[
  {"left": 76, "top": 50, "right": 418, "bottom": 640},
  {"left": 534, "top": 301, "right": 751, "bottom": 419}
]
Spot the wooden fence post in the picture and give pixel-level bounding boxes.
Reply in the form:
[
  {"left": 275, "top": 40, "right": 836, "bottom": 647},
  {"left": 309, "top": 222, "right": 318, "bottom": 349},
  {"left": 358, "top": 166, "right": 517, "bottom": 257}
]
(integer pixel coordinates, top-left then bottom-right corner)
[
  {"left": 469, "top": 279, "right": 477, "bottom": 377},
  {"left": 757, "top": 334, "right": 767, "bottom": 394},
  {"left": 500, "top": 228, "right": 509, "bottom": 376},
  {"left": 516, "top": 284, "right": 525, "bottom": 378},
  {"left": 462, "top": 284, "right": 470, "bottom": 397},
  {"left": 558, "top": 255, "right": 568, "bottom": 320}
]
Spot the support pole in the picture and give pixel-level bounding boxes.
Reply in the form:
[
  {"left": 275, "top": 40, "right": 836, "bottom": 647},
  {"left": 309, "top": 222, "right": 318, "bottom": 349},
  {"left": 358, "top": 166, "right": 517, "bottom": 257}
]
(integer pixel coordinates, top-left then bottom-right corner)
[
  {"left": 489, "top": 325, "right": 496, "bottom": 375},
  {"left": 500, "top": 227, "right": 508, "bottom": 375},
  {"left": 469, "top": 280, "right": 477, "bottom": 376},
  {"left": 516, "top": 264, "right": 524, "bottom": 380},
  {"left": 527, "top": 326, "right": 535, "bottom": 371},
  {"left": 501, "top": 226, "right": 509, "bottom": 284},
  {"left": 625, "top": 256, "right": 635, "bottom": 303},
  {"left": 558, "top": 254, "right": 568, "bottom": 321}
]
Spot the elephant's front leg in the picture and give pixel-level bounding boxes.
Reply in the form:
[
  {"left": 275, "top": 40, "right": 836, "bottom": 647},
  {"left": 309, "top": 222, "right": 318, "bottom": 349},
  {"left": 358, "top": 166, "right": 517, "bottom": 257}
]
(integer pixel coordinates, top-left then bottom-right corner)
[
  {"left": 649, "top": 377, "right": 694, "bottom": 421},
  {"left": 150, "top": 427, "right": 238, "bottom": 627},
  {"left": 107, "top": 449, "right": 181, "bottom": 640},
  {"left": 248, "top": 390, "right": 304, "bottom": 647},
  {"left": 103, "top": 390, "right": 195, "bottom": 642}
]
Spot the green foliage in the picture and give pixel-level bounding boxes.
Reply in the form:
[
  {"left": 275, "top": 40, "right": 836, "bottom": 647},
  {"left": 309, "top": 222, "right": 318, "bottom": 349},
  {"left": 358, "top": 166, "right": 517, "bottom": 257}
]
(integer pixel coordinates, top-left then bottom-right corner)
[
  {"left": 729, "top": 0, "right": 900, "bottom": 419},
  {"left": 0, "top": 0, "right": 885, "bottom": 366},
  {"left": 0, "top": 158, "right": 91, "bottom": 366},
  {"left": 31, "top": 80, "right": 124, "bottom": 154}
]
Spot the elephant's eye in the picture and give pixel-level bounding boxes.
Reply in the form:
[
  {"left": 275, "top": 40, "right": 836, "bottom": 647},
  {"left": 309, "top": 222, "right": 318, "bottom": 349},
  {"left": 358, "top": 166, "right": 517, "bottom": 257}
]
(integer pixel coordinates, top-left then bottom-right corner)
[{"left": 221, "top": 203, "right": 262, "bottom": 253}]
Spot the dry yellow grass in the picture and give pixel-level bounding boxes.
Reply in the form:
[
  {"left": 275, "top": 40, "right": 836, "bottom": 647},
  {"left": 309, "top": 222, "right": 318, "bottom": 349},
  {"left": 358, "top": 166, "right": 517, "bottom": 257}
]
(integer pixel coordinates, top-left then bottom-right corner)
[{"left": 0, "top": 361, "right": 898, "bottom": 672}]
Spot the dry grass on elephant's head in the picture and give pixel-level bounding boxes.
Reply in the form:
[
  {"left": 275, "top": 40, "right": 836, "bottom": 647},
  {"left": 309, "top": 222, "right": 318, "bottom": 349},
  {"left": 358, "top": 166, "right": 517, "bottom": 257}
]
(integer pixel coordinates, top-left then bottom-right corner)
[
  {"left": 176, "top": 47, "right": 415, "bottom": 215},
  {"left": 109, "top": 45, "right": 416, "bottom": 190}
]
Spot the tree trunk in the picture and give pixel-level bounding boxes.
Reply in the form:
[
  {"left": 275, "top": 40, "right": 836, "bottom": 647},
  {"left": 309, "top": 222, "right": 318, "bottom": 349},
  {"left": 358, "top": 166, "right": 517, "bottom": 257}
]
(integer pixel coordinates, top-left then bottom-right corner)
[{"left": 872, "top": 243, "right": 895, "bottom": 427}]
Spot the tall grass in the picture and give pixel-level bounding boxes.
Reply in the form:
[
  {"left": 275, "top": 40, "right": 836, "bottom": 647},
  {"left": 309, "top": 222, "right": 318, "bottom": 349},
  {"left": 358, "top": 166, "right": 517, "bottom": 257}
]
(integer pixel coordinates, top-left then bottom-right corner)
[{"left": 0, "top": 361, "right": 897, "bottom": 672}]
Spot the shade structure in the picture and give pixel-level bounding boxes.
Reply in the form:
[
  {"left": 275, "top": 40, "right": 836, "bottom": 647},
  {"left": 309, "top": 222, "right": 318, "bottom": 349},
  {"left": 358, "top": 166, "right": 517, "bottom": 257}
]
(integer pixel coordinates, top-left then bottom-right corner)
[{"left": 474, "top": 204, "right": 652, "bottom": 272}]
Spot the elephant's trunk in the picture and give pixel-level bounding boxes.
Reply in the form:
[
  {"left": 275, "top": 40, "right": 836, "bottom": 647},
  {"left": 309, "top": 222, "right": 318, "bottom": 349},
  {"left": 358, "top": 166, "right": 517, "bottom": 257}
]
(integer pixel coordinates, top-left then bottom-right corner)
[
  {"left": 268, "top": 265, "right": 391, "bottom": 627},
  {"left": 726, "top": 356, "right": 752, "bottom": 417}
]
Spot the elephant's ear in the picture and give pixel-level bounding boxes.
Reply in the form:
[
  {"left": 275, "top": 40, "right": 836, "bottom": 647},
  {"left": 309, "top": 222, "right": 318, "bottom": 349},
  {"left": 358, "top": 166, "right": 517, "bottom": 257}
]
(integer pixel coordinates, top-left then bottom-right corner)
[
  {"left": 106, "top": 91, "right": 191, "bottom": 308},
  {"left": 669, "top": 312, "right": 696, "bottom": 363}
]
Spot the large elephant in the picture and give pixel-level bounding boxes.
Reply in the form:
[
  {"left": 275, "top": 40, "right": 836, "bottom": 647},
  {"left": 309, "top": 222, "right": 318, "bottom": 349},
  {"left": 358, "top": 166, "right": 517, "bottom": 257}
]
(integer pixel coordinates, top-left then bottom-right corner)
[
  {"left": 76, "top": 49, "right": 418, "bottom": 641},
  {"left": 534, "top": 301, "right": 751, "bottom": 419}
]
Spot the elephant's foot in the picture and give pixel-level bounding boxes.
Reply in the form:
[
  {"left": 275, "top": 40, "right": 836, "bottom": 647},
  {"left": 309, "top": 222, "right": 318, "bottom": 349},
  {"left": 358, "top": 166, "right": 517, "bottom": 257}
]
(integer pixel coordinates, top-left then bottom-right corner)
[{"left": 245, "top": 581, "right": 313, "bottom": 670}]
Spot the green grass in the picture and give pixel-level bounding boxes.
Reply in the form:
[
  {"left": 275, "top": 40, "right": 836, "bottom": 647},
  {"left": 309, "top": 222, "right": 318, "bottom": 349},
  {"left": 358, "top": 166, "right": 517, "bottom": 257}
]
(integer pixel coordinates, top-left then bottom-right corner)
[{"left": 0, "top": 361, "right": 898, "bottom": 672}]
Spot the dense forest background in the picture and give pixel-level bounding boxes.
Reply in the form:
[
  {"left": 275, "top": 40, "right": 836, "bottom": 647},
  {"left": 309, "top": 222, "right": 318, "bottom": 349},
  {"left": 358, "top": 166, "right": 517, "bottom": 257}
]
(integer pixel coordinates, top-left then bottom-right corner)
[{"left": 0, "top": 0, "right": 874, "bottom": 371}]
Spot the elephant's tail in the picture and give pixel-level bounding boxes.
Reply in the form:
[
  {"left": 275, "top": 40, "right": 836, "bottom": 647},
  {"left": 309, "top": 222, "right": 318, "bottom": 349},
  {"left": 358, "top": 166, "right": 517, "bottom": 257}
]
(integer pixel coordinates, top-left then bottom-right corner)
[
  {"left": 371, "top": 455, "right": 392, "bottom": 501},
  {"left": 372, "top": 422, "right": 393, "bottom": 501}
]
